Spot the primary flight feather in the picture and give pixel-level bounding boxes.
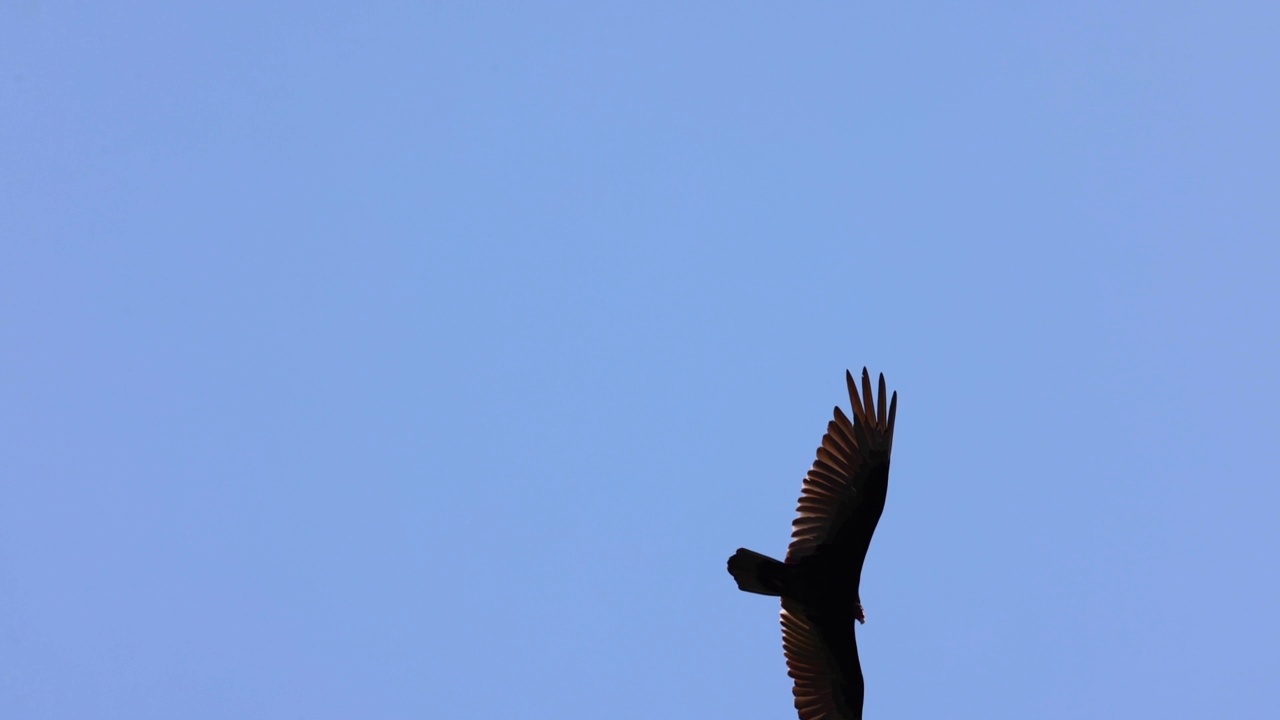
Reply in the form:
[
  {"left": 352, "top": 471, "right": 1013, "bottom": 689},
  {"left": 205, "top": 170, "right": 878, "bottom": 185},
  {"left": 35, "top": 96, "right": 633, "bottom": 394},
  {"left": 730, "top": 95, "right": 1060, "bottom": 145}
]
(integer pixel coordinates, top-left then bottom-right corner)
[{"left": 727, "top": 368, "right": 897, "bottom": 720}]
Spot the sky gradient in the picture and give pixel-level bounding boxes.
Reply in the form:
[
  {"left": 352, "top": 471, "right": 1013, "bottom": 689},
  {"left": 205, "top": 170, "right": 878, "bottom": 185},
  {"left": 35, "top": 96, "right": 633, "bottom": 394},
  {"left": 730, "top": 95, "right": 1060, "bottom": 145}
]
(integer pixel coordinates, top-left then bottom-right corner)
[{"left": 3, "top": 3, "right": 1278, "bottom": 718}]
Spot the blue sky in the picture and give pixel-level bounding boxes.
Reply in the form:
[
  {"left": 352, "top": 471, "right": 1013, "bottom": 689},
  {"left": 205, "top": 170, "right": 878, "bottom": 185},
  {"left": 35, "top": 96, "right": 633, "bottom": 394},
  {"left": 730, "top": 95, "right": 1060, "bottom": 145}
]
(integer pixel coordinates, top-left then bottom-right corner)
[{"left": 2, "top": 2, "right": 1278, "bottom": 718}]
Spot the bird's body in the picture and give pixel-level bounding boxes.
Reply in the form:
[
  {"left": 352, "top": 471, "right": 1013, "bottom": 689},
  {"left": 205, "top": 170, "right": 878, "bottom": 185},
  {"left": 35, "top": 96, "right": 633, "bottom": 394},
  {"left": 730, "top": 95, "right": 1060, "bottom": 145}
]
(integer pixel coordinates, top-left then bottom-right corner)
[{"left": 728, "top": 369, "right": 897, "bottom": 720}]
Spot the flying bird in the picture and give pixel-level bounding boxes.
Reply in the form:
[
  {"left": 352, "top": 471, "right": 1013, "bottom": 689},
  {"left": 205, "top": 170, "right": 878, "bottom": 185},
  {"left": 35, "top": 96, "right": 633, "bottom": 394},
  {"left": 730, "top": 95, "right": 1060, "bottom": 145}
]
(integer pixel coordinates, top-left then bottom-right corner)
[{"left": 727, "top": 368, "right": 897, "bottom": 720}]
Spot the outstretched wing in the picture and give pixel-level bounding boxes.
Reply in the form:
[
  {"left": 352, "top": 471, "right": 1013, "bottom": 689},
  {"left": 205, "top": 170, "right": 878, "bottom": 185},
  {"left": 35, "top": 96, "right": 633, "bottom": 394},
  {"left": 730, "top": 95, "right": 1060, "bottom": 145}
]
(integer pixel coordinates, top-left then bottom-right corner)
[
  {"left": 782, "top": 598, "right": 864, "bottom": 719},
  {"left": 785, "top": 368, "right": 897, "bottom": 563}
]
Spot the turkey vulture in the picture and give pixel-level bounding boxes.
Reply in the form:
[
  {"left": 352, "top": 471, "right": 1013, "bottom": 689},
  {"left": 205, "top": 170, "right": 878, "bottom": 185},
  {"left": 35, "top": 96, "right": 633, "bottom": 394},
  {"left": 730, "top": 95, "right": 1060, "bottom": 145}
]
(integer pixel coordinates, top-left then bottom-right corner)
[{"left": 727, "top": 368, "right": 897, "bottom": 720}]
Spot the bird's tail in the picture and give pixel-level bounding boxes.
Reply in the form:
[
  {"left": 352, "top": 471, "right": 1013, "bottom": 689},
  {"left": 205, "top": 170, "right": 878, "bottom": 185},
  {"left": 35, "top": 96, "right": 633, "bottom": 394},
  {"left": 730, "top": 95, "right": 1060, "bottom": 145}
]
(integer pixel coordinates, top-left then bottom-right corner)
[{"left": 727, "top": 548, "right": 788, "bottom": 596}]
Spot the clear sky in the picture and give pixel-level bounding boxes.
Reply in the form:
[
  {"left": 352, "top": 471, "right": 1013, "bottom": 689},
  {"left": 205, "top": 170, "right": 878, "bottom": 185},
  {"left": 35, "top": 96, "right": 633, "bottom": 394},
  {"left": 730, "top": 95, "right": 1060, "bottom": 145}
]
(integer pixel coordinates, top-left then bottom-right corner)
[{"left": 2, "top": 3, "right": 1278, "bottom": 718}]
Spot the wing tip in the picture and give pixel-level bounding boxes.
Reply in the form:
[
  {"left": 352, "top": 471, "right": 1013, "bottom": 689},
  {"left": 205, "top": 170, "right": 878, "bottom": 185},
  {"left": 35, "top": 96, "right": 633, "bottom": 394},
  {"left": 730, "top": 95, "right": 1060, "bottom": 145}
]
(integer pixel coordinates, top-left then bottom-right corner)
[{"left": 845, "top": 366, "right": 896, "bottom": 428}]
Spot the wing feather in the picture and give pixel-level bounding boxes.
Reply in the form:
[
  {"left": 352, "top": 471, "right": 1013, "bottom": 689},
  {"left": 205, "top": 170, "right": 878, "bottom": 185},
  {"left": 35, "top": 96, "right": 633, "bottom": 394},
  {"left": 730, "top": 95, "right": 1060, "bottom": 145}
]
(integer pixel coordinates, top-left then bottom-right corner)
[
  {"left": 860, "top": 371, "right": 875, "bottom": 425},
  {"left": 876, "top": 374, "right": 887, "bottom": 427},
  {"left": 845, "top": 370, "right": 866, "bottom": 424},
  {"left": 886, "top": 392, "right": 897, "bottom": 453}
]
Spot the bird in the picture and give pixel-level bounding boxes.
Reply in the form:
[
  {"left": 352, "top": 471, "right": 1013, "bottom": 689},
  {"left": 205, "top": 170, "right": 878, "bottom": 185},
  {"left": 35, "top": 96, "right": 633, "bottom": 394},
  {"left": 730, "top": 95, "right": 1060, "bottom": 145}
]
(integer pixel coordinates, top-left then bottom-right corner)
[{"left": 727, "top": 368, "right": 897, "bottom": 720}]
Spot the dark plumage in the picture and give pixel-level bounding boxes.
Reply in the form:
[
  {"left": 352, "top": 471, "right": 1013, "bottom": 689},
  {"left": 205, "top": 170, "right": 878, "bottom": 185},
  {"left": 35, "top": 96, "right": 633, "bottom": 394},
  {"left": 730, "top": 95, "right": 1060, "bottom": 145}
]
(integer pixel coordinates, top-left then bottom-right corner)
[{"left": 727, "top": 368, "right": 898, "bottom": 720}]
